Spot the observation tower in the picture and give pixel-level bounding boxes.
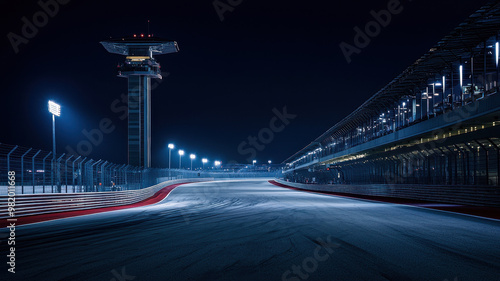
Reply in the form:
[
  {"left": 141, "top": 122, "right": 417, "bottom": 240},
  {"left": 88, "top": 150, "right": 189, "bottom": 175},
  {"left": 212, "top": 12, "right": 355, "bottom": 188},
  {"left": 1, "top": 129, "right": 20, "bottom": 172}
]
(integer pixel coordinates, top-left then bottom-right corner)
[{"left": 101, "top": 35, "right": 179, "bottom": 167}]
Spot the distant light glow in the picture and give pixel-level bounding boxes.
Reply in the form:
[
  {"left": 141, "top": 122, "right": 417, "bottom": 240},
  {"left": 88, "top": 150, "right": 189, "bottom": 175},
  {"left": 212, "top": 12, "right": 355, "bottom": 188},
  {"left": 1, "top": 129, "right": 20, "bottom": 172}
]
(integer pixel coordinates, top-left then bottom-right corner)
[
  {"left": 459, "top": 65, "right": 463, "bottom": 87},
  {"left": 202, "top": 158, "right": 208, "bottom": 164},
  {"left": 178, "top": 150, "right": 184, "bottom": 156},
  {"left": 190, "top": 154, "right": 196, "bottom": 160},
  {"left": 268, "top": 160, "right": 272, "bottom": 164},
  {"left": 48, "top": 101, "right": 61, "bottom": 116},
  {"left": 252, "top": 160, "right": 257, "bottom": 164},
  {"left": 168, "top": 143, "right": 174, "bottom": 149},
  {"left": 496, "top": 42, "right": 499, "bottom": 67},
  {"left": 214, "top": 160, "right": 221, "bottom": 166}
]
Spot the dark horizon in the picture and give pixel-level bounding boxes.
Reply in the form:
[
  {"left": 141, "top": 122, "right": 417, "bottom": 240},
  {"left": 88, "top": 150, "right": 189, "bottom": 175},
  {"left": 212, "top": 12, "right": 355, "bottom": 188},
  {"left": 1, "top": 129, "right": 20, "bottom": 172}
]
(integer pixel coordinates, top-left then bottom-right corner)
[{"left": 1, "top": 0, "right": 488, "bottom": 167}]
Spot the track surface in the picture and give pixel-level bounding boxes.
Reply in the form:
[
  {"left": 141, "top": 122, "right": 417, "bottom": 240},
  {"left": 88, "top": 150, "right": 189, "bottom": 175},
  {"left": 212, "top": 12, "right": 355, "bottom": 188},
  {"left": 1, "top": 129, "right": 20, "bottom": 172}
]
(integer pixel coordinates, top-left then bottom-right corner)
[{"left": 1, "top": 179, "right": 500, "bottom": 281}]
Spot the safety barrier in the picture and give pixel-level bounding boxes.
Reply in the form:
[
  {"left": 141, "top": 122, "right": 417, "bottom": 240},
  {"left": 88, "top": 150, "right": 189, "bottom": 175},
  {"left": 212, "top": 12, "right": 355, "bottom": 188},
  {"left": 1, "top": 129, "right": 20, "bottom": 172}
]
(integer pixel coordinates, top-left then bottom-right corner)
[
  {"left": 274, "top": 179, "right": 500, "bottom": 207},
  {"left": 0, "top": 143, "right": 283, "bottom": 195},
  {"left": 0, "top": 178, "right": 213, "bottom": 219}
]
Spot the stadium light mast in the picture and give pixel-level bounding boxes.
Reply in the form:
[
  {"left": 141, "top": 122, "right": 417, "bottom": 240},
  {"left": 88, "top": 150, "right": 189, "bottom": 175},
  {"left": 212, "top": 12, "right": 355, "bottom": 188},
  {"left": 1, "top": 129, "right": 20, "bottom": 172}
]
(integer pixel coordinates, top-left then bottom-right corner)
[
  {"left": 168, "top": 144, "right": 174, "bottom": 169},
  {"left": 178, "top": 150, "right": 185, "bottom": 169},
  {"left": 48, "top": 101, "right": 61, "bottom": 161},
  {"left": 48, "top": 100, "right": 61, "bottom": 193},
  {"left": 168, "top": 143, "right": 174, "bottom": 178},
  {"left": 190, "top": 154, "right": 196, "bottom": 170},
  {"left": 202, "top": 158, "right": 208, "bottom": 169}
]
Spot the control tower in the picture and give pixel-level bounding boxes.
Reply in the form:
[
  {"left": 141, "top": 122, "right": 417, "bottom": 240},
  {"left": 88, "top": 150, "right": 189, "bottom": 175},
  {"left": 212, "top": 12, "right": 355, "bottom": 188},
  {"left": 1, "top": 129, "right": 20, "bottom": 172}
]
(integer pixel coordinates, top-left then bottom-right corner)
[{"left": 101, "top": 35, "right": 179, "bottom": 168}]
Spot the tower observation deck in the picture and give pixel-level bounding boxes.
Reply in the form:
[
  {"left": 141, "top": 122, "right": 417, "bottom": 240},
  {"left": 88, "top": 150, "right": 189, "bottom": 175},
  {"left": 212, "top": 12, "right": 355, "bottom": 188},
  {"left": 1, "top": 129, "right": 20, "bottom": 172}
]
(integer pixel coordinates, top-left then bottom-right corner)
[{"left": 101, "top": 36, "right": 179, "bottom": 168}]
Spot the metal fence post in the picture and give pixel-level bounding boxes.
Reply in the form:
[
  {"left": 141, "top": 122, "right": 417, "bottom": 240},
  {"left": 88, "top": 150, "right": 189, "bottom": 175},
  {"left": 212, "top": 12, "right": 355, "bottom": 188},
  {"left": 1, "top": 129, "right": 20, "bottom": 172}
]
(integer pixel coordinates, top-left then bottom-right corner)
[
  {"left": 108, "top": 164, "right": 118, "bottom": 191},
  {"left": 91, "top": 160, "right": 101, "bottom": 192},
  {"left": 85, "top": 159, "right": 94, "bottom": 192},
  {"left": 42, "top": 152, "right": 52, "bottom": 193},
  {"left": 65, "top": 155, "right": 74, "bottom": 193},
  {"left": 120, "top": 164, "right": 127, "bottom": 190},
  {"left": 124, "top": 165, "right": 130, "bottom": 190},
  {"left": 140, "top": 167, "right": 144, "bottom": 189},
  {"left": 71, "top": 156, "right": 81, "bottom": 193},
  {"left": 32, "top": 150, "right": 41, "bottom": 194},
  {"left": 82, "top": 159, "right": 90, "bottom": 192},
  {"left": 78, "top": 157, "right": 87, "bottom": 192},
  {"left": 51, "top": 158, "right": 54, "bottom": 192},
  {"left": 7, "top": 146, "right": 18, "bottom": 182},
  {"left": 107, "top": 163, "right": 113, "bottom": 191},
  {"left": 99, "top": 161, "right": 108, "bottom": 192},
  {"left": 20, "top": 148, "right": 32, "bottom": 194},
  {"left": 56, "top": 153, "right": 65, "bottom": 193}
]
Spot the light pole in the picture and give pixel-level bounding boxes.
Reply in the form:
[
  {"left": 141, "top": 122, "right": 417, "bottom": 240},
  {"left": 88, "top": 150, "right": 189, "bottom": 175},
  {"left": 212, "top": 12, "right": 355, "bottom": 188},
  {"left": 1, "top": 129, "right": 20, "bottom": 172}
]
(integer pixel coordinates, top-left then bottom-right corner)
[
  {"left": 202, "top": 158, "right": 208, "bottom": 169},
  {"left": 48, "top": 101, "right": 61, "bottom": 157},
  {"left": 178, "top": 150, "right": 184, "bottom": 169},
  {"left": 168, "top": 144, "right": 174, "bottom": 169},
  {"left": 252, "top": 160, "right": 256, "bottom": 166},
  {"left": 268, "top": 160, "right": 272, "bottom": 164},
  {"left": 168, "top": 143, "right": 174, "bottom": 179},
  {"left": 190, "top": 154, "right": 196, "bottom": 170},
  {"left": 214, "top": 160, "right": 221, "bottom": 169},
  {"left": 48, "top": 101, "right": 61, "bottom": 190}
]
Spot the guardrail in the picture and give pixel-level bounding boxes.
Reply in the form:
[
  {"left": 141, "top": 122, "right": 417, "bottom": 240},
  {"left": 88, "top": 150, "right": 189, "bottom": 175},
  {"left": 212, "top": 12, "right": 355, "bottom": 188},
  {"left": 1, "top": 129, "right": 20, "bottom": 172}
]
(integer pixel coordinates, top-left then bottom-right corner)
[
  {"left": 0, "top": 178, "right": 213, "bottom": 219},
  {"left": 274, "top": 179, "right": 500, "bottom": 207}
]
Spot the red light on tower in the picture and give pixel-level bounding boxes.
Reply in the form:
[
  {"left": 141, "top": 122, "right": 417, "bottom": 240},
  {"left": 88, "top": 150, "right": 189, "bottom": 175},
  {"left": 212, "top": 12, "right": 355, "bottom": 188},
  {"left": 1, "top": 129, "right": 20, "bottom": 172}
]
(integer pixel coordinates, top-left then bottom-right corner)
[
  {"left": 141, "top": 34, "right": 144, "bottom": 37},
  {"left": 133, "top": 34, "right": 136, "bottom": 37}
]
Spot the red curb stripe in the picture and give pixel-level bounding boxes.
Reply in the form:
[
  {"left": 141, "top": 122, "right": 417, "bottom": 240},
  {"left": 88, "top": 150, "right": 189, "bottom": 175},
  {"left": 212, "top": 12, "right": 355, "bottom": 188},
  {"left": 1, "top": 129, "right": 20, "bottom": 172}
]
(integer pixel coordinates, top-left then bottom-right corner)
[
  {"left": 10, "top": 182, "right": 191, "bottom": 226},
  {"left": 269, "top": 180, "right": 500, "bottom": 220}
]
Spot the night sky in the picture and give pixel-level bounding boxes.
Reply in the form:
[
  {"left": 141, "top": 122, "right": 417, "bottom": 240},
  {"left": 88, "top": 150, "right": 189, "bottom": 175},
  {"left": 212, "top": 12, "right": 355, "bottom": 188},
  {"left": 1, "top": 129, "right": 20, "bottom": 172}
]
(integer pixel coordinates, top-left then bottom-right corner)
[{"left": 1, "top": 0, "right": 487, "bottom": 167}]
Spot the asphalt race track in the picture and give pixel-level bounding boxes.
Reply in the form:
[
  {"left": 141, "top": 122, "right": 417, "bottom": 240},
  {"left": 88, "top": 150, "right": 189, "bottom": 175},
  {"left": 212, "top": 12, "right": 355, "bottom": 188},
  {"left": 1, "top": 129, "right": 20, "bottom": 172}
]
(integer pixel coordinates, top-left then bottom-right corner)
[{"left": 2, "top": 179, "right": 500, "bottom": 281}]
